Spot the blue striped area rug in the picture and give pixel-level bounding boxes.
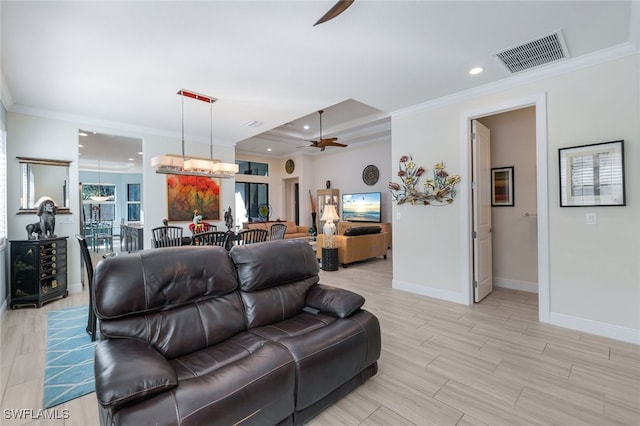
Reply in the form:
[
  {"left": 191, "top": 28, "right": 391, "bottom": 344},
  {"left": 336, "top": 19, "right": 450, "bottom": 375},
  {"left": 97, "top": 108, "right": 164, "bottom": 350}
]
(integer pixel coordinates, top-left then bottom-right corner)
[{"left": 44, "top": 305, "right": 96, "bottom": 408}]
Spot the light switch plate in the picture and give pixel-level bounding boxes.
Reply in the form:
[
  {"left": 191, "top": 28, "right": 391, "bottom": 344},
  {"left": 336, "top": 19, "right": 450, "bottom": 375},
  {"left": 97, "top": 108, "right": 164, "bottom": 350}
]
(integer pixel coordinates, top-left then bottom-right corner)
[{"left": 585, "top": 213, "right": 597, "bottom": 225}]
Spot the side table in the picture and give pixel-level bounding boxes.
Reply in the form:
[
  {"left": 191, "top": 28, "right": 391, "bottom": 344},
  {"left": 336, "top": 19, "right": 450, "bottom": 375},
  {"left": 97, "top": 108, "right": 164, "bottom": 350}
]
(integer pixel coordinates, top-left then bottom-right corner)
[{"left": 321, "top": 247, "right": 338, "bottom": 271}]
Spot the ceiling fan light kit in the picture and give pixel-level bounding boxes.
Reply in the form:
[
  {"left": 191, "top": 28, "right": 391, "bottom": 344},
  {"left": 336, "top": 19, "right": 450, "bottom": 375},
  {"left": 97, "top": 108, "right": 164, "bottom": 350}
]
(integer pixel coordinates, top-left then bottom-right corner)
[{"left": 151, "top": 89, "right": 239, "bottom": 178}]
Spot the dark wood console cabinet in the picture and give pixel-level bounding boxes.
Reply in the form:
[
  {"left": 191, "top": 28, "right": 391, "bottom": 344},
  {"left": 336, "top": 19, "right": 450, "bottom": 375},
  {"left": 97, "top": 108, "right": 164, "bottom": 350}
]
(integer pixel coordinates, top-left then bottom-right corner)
[{"left": 10, "top": 237, "right": 68, "bottom": 309}]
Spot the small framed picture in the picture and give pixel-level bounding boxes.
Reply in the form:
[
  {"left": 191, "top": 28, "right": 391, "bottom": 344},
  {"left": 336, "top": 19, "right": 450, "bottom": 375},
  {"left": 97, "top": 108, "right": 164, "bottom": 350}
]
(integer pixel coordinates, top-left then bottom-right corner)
[
  {"left": 559, "top": 140, "right": 625, "bottom": 207},
  {"left": 491, "top": 166, "right": 514, "bottom": 207}
]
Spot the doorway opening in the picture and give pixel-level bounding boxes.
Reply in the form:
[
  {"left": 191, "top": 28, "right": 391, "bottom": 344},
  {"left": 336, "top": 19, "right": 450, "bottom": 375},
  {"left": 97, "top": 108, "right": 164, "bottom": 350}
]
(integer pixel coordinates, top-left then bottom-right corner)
[
  {"left": 78, "top": 130, "right": 143, "bottom": 254},
  {"left": 283, "top": 178, "right": 300, "bottom": 225},
  {"left": 460, "top": 94, "right": 550, "bottom": 323},
  {"left": 471, "top": 107, "right": 539, "bottom": 303}
]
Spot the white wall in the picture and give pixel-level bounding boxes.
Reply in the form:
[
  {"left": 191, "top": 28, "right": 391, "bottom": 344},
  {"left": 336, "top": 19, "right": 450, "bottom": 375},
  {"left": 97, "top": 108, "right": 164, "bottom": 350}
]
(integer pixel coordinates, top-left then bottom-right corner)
[
  {"left": 392, "top": 54, "right": 640, "bottom": 342},
  {"left": 310, "top": 141, "right": 392, "bottom": 224},
  {"left": 7, "top": 113, "right": 83, "bottom": 292}
]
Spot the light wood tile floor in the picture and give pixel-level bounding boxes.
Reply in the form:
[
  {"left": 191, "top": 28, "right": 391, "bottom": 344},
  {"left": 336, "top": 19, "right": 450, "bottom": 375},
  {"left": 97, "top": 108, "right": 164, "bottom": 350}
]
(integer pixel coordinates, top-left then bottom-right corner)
[{"left": 1, "top": 254, "right": 639, "bottom": 425}]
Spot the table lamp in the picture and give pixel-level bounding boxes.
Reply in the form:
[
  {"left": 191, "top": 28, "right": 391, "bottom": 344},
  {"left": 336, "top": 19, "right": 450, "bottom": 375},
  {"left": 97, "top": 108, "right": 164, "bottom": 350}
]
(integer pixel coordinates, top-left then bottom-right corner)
[{"left": 320, "top": 204, "right": 339, "bottom": 248}]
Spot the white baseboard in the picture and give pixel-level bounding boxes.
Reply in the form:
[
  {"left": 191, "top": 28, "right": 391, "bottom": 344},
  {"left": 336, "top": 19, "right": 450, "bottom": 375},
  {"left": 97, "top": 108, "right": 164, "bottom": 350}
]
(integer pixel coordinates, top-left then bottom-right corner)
[
  {"left": 392, "top": 279, "right": 467, "bottom": 305},
  {"left": 68, "top": 282, "right": 83, "bottom": 294},
  {"left": 494, "top": 277, "right": 538, "bottom": 294},
  {"left": 550, "top": 312, "right": 640, "bottom": 345},
  {"left": 0, "top": 298, "right": 7, "bottom": 321}
]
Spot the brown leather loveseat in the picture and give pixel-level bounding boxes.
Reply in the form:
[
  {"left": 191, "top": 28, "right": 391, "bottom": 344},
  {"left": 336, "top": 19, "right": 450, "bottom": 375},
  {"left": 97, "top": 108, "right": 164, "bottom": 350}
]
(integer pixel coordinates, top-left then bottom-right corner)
[{"left": 93, "top": 239, "right": 380, "bottom": 425}]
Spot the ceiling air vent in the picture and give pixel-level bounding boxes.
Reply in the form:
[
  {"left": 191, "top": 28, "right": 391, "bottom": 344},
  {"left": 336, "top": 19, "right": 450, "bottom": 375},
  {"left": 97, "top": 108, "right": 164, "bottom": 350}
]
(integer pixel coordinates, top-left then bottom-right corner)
[{"left": 493, "top": 31, "right": 569, "bottom": 74}]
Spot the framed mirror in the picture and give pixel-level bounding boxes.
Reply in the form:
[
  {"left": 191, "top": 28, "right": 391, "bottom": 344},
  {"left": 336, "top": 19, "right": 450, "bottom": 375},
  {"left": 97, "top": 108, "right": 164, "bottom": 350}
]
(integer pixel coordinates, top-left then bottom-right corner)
[{"left": 17, "top": 157, "right": 72, "bottom": 214}]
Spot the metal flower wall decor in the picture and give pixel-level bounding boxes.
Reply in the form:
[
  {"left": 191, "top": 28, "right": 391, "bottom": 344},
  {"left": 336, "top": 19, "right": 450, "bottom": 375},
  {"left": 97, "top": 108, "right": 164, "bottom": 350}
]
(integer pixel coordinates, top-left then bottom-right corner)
[{"left": 389, "top": 155, "right": 461, "bottom": 205}]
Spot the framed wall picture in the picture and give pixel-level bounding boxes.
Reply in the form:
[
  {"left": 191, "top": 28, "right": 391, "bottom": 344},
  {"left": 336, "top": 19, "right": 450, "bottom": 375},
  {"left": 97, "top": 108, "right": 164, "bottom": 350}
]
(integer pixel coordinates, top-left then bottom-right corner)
[
  {"left": 491, "top": 166, "right": 514, "bottom": 207},
  {"left": 166, "top": 174, "right": 221, "bottom": 221},
  {"left": 559, "top": 140, "right": 625, "bottom": 207}
]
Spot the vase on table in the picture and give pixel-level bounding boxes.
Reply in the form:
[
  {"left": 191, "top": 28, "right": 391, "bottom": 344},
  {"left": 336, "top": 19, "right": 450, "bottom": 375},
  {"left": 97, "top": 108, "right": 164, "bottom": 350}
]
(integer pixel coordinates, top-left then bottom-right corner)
[{"left": 309, "top": 212, "right": 317, "bottom": 240}]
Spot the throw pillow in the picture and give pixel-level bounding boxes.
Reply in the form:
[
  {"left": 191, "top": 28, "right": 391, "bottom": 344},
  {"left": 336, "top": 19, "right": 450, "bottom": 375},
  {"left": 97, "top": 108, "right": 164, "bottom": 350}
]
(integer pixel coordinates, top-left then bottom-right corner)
[{"left": 344, "top": 226, "right": 381, "bottom": 236}]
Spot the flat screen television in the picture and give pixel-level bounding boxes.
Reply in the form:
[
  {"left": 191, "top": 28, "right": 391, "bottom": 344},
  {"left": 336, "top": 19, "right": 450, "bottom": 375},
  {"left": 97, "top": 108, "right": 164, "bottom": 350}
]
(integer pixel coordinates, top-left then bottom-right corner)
[{"left": 342, "top": 192, "right": 381, "bottom": 223}]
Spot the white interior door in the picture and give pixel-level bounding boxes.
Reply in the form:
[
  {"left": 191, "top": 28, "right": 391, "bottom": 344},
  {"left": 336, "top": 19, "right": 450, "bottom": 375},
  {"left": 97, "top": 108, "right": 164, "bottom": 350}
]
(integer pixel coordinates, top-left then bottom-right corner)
[{"left": 472, "top": 120, "right": 493, "bottom": 302}]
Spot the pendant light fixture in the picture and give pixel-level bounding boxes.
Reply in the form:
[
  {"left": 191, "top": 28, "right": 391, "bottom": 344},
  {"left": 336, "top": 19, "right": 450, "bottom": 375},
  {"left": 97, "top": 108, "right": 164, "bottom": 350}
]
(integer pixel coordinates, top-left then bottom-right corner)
[
  {"left": 151, "top": 89, "right": 239, "bottom": 178},
  {"left": 89, "top": 160, "right": 110, "bottom": 202}
]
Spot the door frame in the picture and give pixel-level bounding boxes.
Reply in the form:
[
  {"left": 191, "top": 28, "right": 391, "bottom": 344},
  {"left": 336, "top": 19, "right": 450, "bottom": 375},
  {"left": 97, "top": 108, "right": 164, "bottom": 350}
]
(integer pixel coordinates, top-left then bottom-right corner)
[{"left": 458, "top": 93, "right": 550, "bottom": 323}]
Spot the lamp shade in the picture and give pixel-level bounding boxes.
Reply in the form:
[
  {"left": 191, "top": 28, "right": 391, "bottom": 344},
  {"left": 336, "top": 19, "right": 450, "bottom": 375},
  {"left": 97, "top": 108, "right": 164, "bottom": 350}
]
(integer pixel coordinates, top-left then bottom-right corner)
[{"left": 320, "top": 204, "right": 339, "bottom": 222}]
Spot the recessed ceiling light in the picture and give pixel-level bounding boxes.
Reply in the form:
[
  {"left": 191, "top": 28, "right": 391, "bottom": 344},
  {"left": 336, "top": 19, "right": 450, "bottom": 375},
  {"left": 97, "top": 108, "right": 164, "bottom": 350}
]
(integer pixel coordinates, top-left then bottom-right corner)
[
  {"left": 469, "top": 67, "right": 484, "bottom": 75},
  {"left": 128, "top": 158, "right": 135, "bottom": 161},
  {"left": 303, "top": 125, "right": 310, "bottom": 130},
  {"left": 138, "top": 151, "right": 143, "bottom": 155},
  {"left": 78, "top": 144, "right": 84, "bottom": 148},
  {"left": 79, "top": 132, "right": 88, "bottom": 137}
]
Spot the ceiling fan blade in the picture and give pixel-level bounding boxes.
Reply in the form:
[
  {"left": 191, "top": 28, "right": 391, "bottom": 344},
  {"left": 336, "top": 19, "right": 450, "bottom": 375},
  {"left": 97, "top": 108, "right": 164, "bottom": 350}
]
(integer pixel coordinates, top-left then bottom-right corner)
[
  {"left": 326, "top": 141, "right": 348, "bottom": 148},
  {"left": 297, "top": 141, "right": 319, "bottom": 149},
  {"left": 313, "top": 0, "right": 355, "bottom": 26}
]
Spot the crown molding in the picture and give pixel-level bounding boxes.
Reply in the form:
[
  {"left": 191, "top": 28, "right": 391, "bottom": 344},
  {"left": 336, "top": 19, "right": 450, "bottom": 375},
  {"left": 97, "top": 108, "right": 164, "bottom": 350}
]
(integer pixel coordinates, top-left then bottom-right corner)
[
  {"left": 7, "top": 104, "right": 237, "bottom": 147},
  {"left": 392, "top": 42, "right": 639, "bottom": 118}
]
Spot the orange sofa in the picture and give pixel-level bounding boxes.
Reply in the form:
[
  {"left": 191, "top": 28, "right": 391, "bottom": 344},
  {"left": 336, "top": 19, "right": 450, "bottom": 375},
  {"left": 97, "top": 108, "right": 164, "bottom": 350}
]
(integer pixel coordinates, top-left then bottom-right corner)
[
  {"left": 316, "top": 222, "right": 391, "bottom": 267},
  {"left": 244, "top": 221, "right": 309, "bottom": 239}
]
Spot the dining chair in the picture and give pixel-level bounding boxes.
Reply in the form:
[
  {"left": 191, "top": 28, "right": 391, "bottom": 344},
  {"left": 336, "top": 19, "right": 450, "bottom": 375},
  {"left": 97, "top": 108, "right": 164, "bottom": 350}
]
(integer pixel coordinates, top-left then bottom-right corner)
[
  {"left": 236, "top": 229, "right": 268, "bottom": 245},
  {"left": 192, "top": 231, "right": 230, "bottom": 248},
  {"left": 269, "top": 223, "right": 287, "bottom": 240},
  {"left": 152, "top": 226, "right": 184, "bottom": 248},
  {"left": 83, "top": 222, "right": 96, "bottom": 252},
  {"left": 95, "top": 220, "right": 113, "bottom": 252},
  {"left": 76, "top": 234, "right": 98, "bottom": 341}
]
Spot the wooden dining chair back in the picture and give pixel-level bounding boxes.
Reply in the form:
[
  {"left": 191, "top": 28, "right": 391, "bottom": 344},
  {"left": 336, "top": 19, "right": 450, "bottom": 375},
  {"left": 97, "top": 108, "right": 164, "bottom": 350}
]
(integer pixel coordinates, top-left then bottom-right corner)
[
  {"left": 152, "top": 226, "right": 184, "bottom": 248},
  {"left": 192, "top": 231, "right": 230, "bottom": 248},
  {"left": 269, "top": 223, "right": 287, "bottom": 240},
  {"left": 237, "top": 229, "right": 268, "bottom": 245},
  {"left": 200, "top": 222, "right": 217, "bottom": 232},
  {"left": 76, "top": 234, "right": 98, "bottom": 341}
]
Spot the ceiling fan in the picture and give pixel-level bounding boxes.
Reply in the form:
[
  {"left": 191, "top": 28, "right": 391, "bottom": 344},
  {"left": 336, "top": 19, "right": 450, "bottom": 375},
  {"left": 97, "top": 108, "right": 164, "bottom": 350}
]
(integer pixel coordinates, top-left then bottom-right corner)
[
  {"left": 314, "top": 0, "right": 355, "bottom": 26},
  {"left": 299, "top": 110, "right": 348, "bottom": 152}
]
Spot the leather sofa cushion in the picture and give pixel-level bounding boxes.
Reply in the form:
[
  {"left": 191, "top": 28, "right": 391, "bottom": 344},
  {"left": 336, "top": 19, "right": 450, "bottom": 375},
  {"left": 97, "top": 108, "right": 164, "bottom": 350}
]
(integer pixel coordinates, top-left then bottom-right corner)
[
  {"left": 99, "top": 292, "right": 247, "bottom": 359},
  {"left": 240, "top": 280, "right": 316, "bottom": 329},
  {"left": 343, "top": 226, "right": 381, "bottom": 236},
  {"left": 95, "top": 339, "right": 178, "bottom": 409},
  {"left": 94, "top": 246, "right": 247, "bottom": 358},
  {"left": 94, "top": 246, "right": 238, "bottom": 317},
  {"left": 231, "top": 239, "right": 320, "bottom": 328},
  {"left": 230, "top": 239, "right": 319, "bottom": 292},
  {"left": 108, "top": 333, "right": 297, "bottom": 426},
  {"left": 250, "top": 310, "right": 381, "bottom": 410},
  {"left": 306, "top": 285, "right": 365, "bottom": 318}
]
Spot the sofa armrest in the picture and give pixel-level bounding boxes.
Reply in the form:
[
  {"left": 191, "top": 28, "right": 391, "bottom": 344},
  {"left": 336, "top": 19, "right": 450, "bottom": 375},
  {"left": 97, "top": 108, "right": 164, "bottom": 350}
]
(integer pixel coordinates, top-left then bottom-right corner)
[
  {"left": 305, "top": 284, "right": 365, "bottom": 318},
  {"left": 95, "top": 339, "right": 178, "bottom": 409}
]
